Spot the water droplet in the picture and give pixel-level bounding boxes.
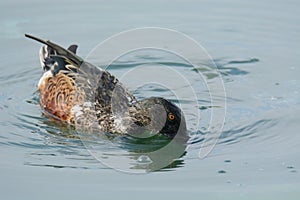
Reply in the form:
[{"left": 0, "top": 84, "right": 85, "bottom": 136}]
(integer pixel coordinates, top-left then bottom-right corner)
[
  {"left": 270, "top": 96, "right": 283, "bottom": 101},
  {"left": 137, "top": 155, "right": 152, "bottom": 164}
]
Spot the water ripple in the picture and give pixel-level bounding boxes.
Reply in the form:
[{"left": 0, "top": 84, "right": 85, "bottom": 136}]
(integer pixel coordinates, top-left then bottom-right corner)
[{"left": 187, "top": 117, "right": 278, "bottom": 154}]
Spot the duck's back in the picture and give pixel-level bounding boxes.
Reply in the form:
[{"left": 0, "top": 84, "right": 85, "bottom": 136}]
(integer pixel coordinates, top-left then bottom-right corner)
[{"left": 36, "top": 45, "right": 140, "bottom": 134}]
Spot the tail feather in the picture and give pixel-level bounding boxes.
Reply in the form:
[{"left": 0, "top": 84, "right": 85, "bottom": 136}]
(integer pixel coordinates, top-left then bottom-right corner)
[{"left": 25, "top": 34, "right": 83, "bottom": 66}]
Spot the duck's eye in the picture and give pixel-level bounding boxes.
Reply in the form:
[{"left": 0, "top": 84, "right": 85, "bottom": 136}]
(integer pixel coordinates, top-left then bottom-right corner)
[{"left": 168, "top": 113, "right": 175, "bottom": 121}]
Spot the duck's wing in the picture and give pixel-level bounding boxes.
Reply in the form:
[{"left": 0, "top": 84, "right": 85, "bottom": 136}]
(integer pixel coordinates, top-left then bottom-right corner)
[
  {"left": 67, "top": 44, "right": 78, "bottom": 54},
  {"left": 25, "top": 34, "right": 83, "bottom": 66}
]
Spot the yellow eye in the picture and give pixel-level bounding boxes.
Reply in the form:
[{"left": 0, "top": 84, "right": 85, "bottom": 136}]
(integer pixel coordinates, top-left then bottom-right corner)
[{"left": 168, "top": 113, "right": 175, "bottom": 121}]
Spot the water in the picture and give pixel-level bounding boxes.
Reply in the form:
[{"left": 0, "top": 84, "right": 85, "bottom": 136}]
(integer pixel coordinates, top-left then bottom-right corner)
[{"left": 1, "top": 0, "right": 300, "bottom": 199}]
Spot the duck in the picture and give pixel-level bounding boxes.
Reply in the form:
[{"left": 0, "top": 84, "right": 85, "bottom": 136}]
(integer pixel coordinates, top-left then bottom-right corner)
[{"left": 25, "top": 34, "right": 187, "bottom": 139}]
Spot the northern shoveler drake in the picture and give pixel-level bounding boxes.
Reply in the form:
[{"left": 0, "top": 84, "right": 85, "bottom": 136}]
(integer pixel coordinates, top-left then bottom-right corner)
[{"left": 25, "top": 34, "right": 187, "bottom": 139}]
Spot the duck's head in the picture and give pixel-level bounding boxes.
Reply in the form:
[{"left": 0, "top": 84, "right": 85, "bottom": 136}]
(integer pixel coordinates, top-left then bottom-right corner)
[{"left": 134, "top": 97, "right": 187, "bottom": 140}]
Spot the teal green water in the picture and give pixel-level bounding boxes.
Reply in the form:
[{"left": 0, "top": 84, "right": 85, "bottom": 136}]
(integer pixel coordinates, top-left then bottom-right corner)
[{"left": 1, "top": 0, "right": 300, "bottom": 199}]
